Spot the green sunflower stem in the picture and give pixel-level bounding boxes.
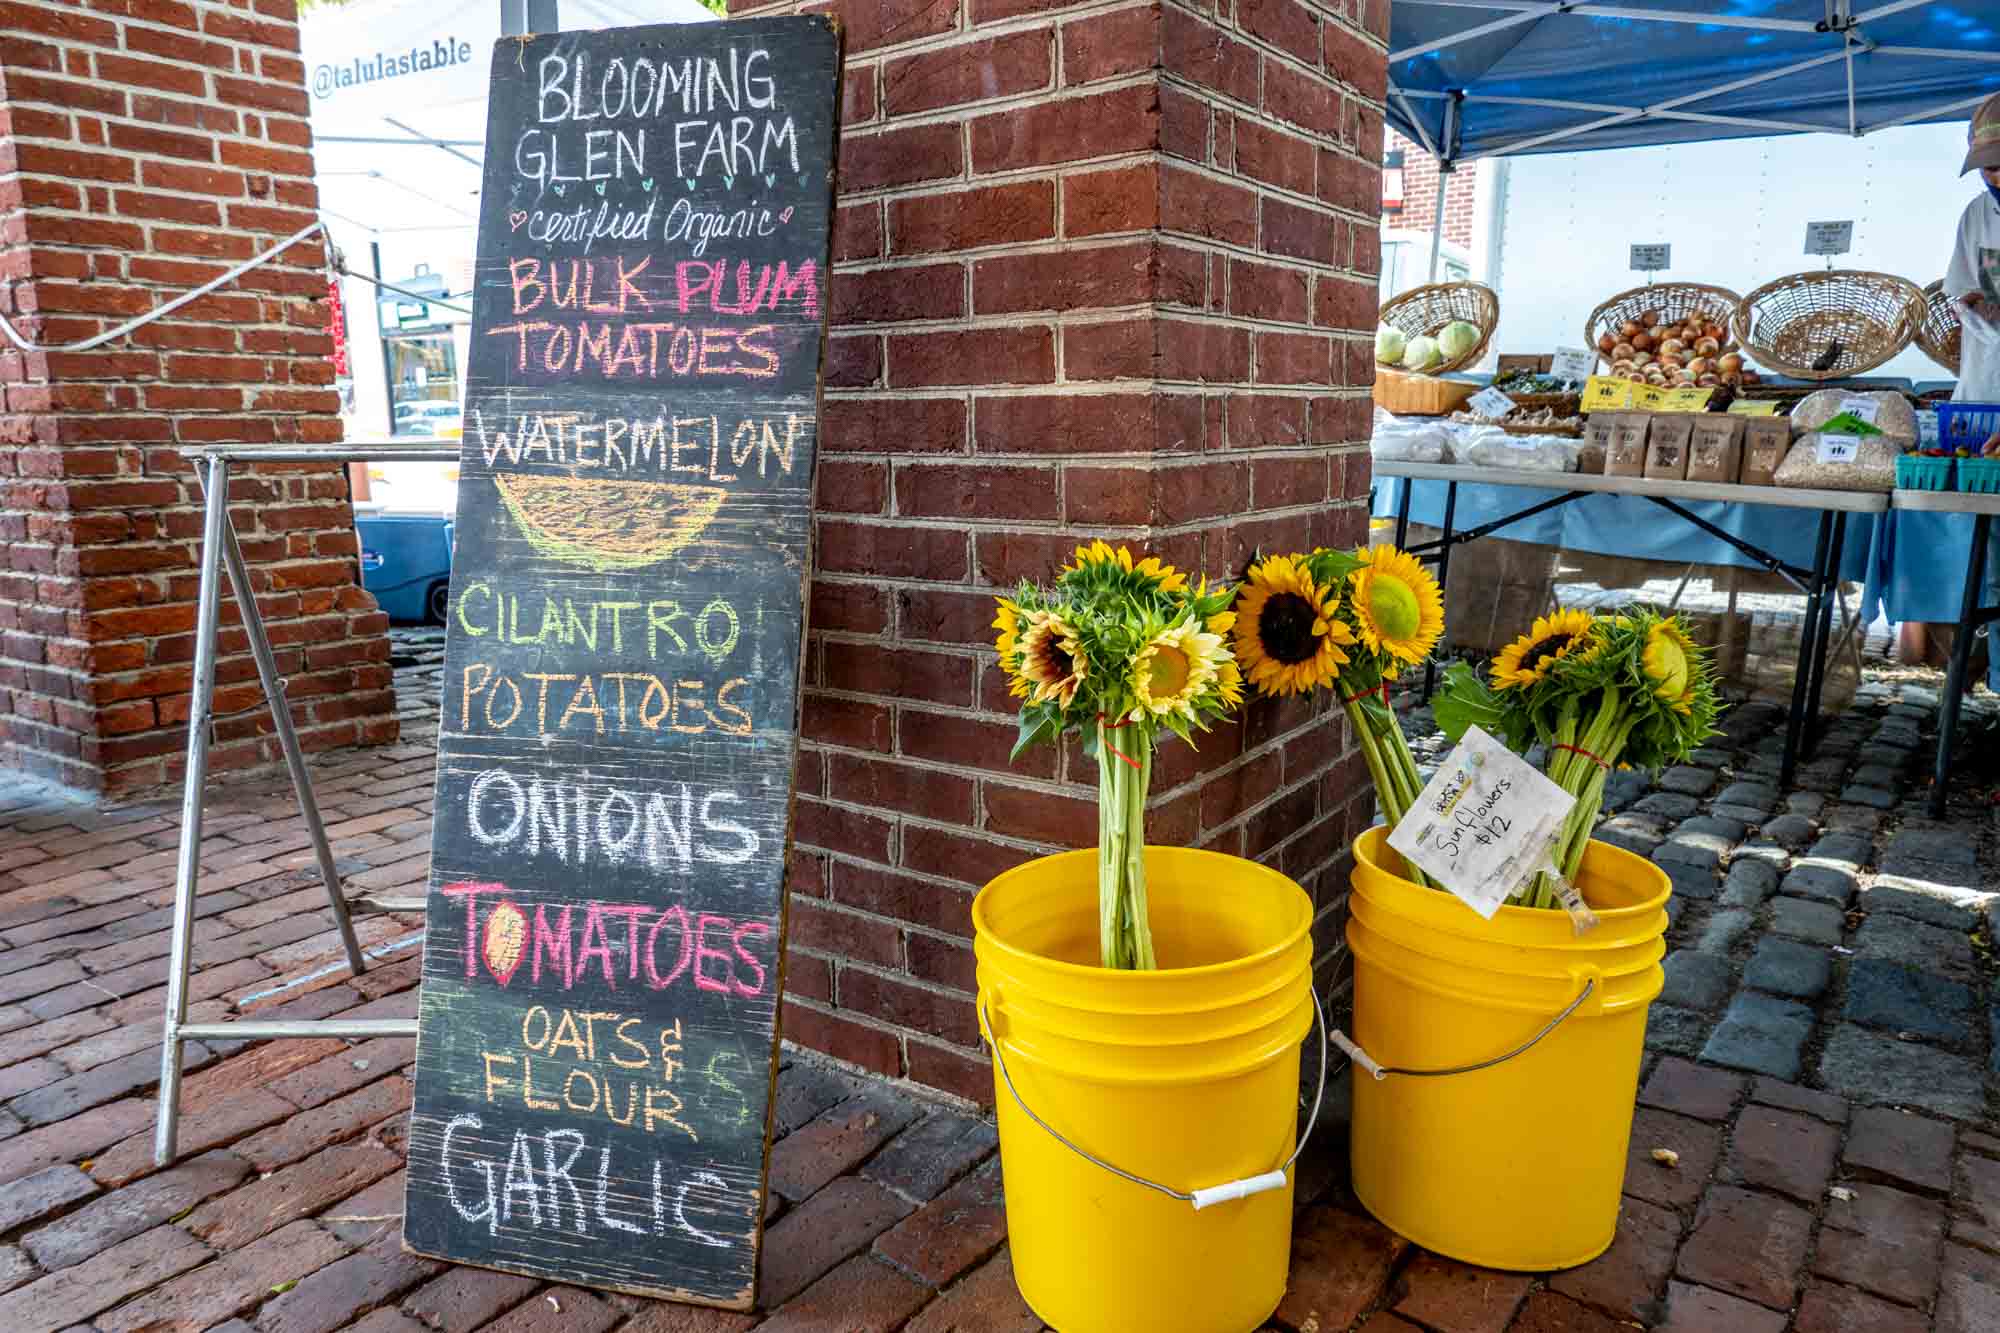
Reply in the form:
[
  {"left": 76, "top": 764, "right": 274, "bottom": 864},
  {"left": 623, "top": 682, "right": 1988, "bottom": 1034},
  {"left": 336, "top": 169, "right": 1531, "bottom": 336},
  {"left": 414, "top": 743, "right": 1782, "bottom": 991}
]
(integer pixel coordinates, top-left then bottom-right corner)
[
  {"left": 1096, "top": 718, "right": 1156, "bottom": 970},
  {"left": 1343, "top": 693, "right": 1433, "bottom": 890}
]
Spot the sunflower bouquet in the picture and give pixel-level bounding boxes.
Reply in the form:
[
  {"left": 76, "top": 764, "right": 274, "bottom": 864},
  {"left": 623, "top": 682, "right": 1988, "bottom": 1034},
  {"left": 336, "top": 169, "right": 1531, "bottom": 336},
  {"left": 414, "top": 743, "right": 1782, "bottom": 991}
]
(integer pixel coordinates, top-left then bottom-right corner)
[
  {"left": 994, "top": 541, "right": 1241, "bottom": 970},
  {"left": 1234, "top": 545, "right": 1445, "bottom": 842},
  {"left": 1436, "top": 608, "right": 1723, "bottom": 908}
]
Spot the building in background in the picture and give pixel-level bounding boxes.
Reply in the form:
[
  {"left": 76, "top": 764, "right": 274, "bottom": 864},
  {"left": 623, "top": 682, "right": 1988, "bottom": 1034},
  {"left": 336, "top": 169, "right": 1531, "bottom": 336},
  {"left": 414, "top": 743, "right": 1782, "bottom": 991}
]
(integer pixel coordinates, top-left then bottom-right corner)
[
  {"left": 1377, "top": 129, "right": 1498, "bottom": 301},
  {"left": 302, "top": 0, "right": 713, "bottom": 488}
]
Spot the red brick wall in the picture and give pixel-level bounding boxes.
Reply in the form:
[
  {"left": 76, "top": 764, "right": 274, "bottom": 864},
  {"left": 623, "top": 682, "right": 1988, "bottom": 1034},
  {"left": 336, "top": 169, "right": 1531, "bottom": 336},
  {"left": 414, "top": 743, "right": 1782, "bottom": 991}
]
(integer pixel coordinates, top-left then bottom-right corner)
[
  {"left": 730, "top": 0, "right": 1388, "bottom": 1101},
  {"left": 1385, "top": 128, "right": 1475, "bottom": 249},
  {"left": 0, "top": 0, "right": 396, "bottom": 795}
]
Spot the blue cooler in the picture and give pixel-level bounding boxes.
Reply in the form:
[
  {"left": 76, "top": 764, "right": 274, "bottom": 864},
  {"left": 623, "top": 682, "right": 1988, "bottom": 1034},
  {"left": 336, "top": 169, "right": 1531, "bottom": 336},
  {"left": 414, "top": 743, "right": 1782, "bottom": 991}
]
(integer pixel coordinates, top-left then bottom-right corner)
[{"left": 355, "top": 510, "right": 455, "bottom": 624}]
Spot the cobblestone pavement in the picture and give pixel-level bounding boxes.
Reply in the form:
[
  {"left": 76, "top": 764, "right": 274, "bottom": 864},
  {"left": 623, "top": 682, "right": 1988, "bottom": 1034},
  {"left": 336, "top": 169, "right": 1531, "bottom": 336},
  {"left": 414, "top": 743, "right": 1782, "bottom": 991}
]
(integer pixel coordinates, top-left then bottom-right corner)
[{"left": 0, "top": 634, "right": 1993, "bottom": 1331}]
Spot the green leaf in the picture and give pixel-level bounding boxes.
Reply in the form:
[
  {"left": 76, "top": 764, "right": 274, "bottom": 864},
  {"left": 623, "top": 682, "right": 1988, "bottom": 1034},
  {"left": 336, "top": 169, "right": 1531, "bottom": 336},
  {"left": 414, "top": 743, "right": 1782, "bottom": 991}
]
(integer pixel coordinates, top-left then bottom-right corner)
[
  {"left": 1010, "top": 707, "right": 1059, "bottom": 761},
  {"left": 1431, "top": 661, "right": 1508, "bottom": 742},
  {"left": 269, "top": 1281, "right": 298, "bottom": 1296}
]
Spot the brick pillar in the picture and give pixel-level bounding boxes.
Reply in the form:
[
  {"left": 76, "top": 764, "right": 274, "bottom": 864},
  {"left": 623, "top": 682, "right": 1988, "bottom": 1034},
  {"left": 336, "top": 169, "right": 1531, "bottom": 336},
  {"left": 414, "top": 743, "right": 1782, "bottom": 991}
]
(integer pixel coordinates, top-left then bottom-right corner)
[
  {"left": 0, "top": 0, "right": 397, "bottom": 796},
  {"left": 729, "top": 0, "right": 1387, "bottom": 1100}
]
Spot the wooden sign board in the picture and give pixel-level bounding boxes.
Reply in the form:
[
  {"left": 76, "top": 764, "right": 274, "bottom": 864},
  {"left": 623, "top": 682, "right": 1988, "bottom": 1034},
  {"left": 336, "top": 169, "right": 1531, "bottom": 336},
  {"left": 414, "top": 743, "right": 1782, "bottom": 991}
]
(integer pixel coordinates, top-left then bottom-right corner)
[{"left": 402, "top": 16, "right": 840, "bottom": 1309}]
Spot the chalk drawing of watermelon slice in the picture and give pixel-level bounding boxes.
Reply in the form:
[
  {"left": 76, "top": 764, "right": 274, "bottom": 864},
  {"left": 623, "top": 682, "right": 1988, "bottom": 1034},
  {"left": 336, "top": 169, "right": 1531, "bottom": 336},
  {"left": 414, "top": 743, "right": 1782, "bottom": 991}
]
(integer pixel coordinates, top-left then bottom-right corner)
[{"left": 491, "top": 475, "right": 727, "bottom": 573}]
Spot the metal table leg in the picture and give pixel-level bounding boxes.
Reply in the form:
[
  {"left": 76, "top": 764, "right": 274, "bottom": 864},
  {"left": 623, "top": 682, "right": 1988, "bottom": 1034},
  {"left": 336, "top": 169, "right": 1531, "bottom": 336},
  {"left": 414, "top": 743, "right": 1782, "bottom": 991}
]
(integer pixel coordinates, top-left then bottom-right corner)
[
  {"left": 1780, "top": 510, "right": 1836, "bottom": 791},
  {"left": 1423, "top": 481, "right": 1458, "bottom": 701},
  {"left": 216, "top": 508, "right": 366, "bottom": 977},
  {"left": 1804, "top": 513, "right": 1848, "bottom": 727},
  {"left": 1931, "top": 513, "right": 1992, "bottom": 820},
  {"left": 1394, "top": 477, "right": 1412, "bottom": 550},
  {"left": 155, "top": 457, "right": 230, "bottom": 1168}
]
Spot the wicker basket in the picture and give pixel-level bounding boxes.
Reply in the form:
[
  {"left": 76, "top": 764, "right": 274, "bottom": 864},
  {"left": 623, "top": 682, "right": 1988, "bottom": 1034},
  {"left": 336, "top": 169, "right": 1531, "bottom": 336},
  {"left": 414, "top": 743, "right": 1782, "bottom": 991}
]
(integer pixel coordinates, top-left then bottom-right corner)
[
  {"left": 1584, "top": 283, "right": 1742, "bottom": 370},
  {"left": 1916, "top": 279, "right": 1961, "bottom": 375},
  {"left": 1377, "top": 282, "right": 1499, "bottom": 374},
  {"left": 1733, "top": 270, "right": 1925, "bottom": 381},
  {"left": 1373, "top": 367, "right": 1479, "bottom": 416}
]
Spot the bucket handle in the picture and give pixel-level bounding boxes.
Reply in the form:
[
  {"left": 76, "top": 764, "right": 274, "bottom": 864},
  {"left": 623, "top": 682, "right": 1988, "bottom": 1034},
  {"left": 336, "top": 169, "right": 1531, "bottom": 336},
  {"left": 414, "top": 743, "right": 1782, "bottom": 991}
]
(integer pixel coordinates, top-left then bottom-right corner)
[
  {"left": 976, "top": 985, "right": 1330, "bottom": 1213},
  {"left": 1330, "top": 976, "right": 1597, "bottom": 1082}
]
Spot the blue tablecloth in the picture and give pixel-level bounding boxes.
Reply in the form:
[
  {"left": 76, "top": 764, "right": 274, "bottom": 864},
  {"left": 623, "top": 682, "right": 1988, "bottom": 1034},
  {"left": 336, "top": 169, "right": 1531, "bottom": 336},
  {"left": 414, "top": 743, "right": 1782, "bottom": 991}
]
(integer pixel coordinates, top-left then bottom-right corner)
[
  {"left": 1371, "top": 477, "right": 2000, "bottom": 688},
  {"left": 1371, "top": 478, "right": 1877, "bottom": 582}
]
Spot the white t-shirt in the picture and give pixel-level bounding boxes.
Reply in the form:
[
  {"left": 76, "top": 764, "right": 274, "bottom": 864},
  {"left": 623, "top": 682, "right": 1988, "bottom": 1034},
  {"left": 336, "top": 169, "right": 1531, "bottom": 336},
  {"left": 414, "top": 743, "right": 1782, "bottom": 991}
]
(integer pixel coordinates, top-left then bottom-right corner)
[{"left": 1944, "top": 189, "right": 2000, "bottom": 402}]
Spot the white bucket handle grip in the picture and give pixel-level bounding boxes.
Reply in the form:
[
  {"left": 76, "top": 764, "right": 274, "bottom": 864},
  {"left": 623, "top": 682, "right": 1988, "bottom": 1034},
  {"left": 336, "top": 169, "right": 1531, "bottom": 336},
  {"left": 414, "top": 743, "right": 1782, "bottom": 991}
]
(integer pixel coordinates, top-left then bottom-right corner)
[
  {"left": 977, "top": 984, "right": 1331, "bottom": 1213},
  {"left": 1332, "top": 976, "right": 1598, "bottom": 1082}
]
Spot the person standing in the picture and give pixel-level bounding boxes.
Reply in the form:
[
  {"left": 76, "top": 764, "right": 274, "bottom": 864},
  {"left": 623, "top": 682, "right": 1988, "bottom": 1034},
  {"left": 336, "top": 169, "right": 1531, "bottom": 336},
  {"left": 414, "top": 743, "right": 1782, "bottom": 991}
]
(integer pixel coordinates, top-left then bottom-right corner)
[
  {"left": 1948, "top": 91, "right": 2000, "bottom": 404},
  {"left": 1922, "top": 93, "right": 2000, "bottom": 691}
]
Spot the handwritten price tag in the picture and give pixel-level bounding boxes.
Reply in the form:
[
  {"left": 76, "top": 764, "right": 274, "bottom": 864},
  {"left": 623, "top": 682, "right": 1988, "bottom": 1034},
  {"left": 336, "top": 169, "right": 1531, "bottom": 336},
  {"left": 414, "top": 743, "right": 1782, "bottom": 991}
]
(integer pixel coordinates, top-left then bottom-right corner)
[
  {"left": 1817, "top": 433, "right": 1861, "bottom": 464},
  {"left": 1552, "top": 347, "right": 1597, "bottom": 383},
  {"left": 1804, "top": 221, "right": 1854, "bottom": 256},
  {"left": 1919, "top": 410, "right": 1941, "bottom": 449},
  {"left": 1468, "top": 386, "right": 1516, "bottom": 418},
  {"left": 1630, "top": 243, "right": 1671, "bottom": 272},
  {"left": 1388, "top": 727, "right": 1577, "bottom": 918}
]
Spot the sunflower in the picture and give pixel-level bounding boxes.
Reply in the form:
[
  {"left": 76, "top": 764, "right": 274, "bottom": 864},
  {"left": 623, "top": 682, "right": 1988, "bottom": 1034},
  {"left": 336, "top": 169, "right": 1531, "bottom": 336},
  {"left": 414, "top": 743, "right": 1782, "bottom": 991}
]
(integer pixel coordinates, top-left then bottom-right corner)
[
  {"left": 1349, "top": 545, "right": 1444, "bottom": 667},
  {"left": 1491, "top": 608, "right": 1597, "bottom": 690},
  {"left": 992, "top": 597, "right": 1031, "bottom": 698},
  {"left": 1233, "top": 555, "right": 1355, "bottom": 696},
  {"left": 1065, "top": 539, "right": 1189, "bottom": 593},
  {"left": 1128, "top": 617, "right": 1229, "bottom": 723},
  {"left": 1214, "top": 656, "right": 1245, "bottom": 709},
  {"left": 1016, "top": 611, "right": 1089, "bottom": 709},
  {"left": 1642, "top": 618, "right": 1697, "bottom": 702}
]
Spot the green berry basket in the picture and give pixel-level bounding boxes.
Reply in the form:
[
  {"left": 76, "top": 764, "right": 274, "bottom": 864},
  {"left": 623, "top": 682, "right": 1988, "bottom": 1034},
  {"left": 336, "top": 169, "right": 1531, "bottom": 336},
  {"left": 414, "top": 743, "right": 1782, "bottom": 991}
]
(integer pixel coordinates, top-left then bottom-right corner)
[
  {"left": 1895, "top": 454, "right": 1954, "bottom": 491},
  {"left": 1958, "top": 458, "right": 2000, "bottom": 495}
]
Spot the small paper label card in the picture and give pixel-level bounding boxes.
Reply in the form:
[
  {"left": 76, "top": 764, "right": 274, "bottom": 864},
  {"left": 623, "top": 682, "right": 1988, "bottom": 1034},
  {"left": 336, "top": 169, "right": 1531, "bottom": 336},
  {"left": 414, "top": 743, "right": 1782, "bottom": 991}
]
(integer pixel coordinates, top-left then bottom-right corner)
[{"left": 1388, "top": 726, "right": 1577, "bottom": 918}]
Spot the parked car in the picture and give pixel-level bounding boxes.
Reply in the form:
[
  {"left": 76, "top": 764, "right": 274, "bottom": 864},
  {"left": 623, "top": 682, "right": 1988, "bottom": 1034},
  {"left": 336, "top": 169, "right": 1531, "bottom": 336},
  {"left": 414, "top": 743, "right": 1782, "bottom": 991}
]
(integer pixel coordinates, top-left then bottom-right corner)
[
  {"left": 356, "top": 510, "right": 454, "bottom": 624},
  {"left": 393, "top": 401, "right": 464, "bottom": 438}
]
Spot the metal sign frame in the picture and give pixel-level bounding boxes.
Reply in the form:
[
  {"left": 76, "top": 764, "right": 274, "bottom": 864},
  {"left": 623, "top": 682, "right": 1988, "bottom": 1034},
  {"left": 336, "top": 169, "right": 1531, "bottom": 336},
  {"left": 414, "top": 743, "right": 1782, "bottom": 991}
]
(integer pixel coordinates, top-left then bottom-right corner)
[{"left": 153, "top": 443, "right": 457, "bottom": 1167}]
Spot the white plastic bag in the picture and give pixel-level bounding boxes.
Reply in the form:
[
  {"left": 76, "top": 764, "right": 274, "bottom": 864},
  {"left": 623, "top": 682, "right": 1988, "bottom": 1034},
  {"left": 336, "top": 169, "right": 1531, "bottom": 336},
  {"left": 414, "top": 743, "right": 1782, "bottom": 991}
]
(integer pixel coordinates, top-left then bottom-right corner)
[
  {"left": 1370, "top": 411, "right": 1451, "bottom": 464},
  {"left": 1459, "top": 429, "right": 1579, "bottom": 472}
]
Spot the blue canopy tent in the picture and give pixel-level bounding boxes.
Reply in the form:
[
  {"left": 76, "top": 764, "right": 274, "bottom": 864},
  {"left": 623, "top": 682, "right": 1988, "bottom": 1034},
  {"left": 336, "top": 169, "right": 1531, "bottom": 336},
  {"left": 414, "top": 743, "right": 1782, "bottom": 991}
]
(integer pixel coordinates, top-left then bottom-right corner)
[
  {"left": 1388, "top": 1, "right": 2000, "bottom": 172},
  {"left": 1376, "top": 2, "right": 2000, "bottom": 712}
]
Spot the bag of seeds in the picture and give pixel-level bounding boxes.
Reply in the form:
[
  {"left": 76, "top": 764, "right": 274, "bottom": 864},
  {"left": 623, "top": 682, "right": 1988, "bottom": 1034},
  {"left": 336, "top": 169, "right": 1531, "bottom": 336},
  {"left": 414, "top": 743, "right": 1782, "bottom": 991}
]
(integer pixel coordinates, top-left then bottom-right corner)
[{"left": 1771, "top": 428, "right": 1897, "bottom": 492}]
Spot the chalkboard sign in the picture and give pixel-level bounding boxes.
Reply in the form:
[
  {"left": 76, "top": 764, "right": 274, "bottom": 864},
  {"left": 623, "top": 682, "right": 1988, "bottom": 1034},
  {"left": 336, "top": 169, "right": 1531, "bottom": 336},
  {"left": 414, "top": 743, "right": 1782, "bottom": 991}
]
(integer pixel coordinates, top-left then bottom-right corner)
[{"left": 402, "top": 16, "right": 840, "bottom": 1309}]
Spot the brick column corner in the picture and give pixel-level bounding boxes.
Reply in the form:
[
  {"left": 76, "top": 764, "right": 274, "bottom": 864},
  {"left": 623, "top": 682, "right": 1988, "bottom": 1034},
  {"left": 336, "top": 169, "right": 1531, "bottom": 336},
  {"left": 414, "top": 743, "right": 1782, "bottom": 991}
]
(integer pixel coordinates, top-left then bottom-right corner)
[
  {"left": 727, "top": 0, "right": 1387, "bottom": 1101},
  {"left": 0, "top": 0, "right": 397, "bottom": 797}
]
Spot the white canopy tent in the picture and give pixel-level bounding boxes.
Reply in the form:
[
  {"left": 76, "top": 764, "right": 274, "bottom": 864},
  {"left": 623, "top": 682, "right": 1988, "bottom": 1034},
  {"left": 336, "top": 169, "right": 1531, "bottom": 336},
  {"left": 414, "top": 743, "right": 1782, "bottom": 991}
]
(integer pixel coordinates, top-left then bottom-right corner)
[{"left": 302, "top": 0, "right": 715, "bottom": 463}]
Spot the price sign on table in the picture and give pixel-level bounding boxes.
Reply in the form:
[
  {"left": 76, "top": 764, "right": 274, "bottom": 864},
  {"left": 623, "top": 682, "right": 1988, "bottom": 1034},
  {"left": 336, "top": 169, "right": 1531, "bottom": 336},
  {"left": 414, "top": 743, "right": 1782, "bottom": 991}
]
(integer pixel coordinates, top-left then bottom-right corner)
[
  {"left": 1387, "top": 726, "right": 1576, "bottom": 918},
  {"left": 1837, "top": 395, "right": 1881, "bottom": 425},
  {"left": 1817, "top": 433, "right": 1861, "bottom": 464},
  {"left": 1552, "top": 347, "right": 1597, "bottom": 382},
  {"left": 1468, "top": 386, "right": 1517, "bottom": 418},
  {"left": 1630, "top": 243, "right": 1671, "bottom": 272},
  {"left": 1805, "top": 221, "right": 1854, "bottom": 256},
  {"left": 1658, "top": 386, "right": 1716, "bottom": 413},
  {"left": 1582, "top": 376, "right": 1634, "bottom": 412}
]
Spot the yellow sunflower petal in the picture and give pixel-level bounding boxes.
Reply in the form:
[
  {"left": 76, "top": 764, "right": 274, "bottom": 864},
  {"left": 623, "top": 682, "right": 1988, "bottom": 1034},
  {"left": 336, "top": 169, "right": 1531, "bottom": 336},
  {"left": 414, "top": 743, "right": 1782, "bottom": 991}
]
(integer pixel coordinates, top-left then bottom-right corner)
[
  {"left": 1234, "top": 555, "right": 1349, "bottom": 697},
  {"left": 1490, "top": 607, "right": 1596, "bottom": 690},
  {"left": 1348, "top": 545, "right": 1445, "bottom": 668}
]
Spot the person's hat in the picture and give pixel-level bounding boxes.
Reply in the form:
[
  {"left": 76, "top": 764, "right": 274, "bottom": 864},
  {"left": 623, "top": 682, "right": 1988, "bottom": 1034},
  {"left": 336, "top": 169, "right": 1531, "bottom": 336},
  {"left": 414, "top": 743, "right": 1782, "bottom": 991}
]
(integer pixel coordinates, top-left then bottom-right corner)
[{"left": 1964, "top": 92, "right": 2000, "bottom": 175}]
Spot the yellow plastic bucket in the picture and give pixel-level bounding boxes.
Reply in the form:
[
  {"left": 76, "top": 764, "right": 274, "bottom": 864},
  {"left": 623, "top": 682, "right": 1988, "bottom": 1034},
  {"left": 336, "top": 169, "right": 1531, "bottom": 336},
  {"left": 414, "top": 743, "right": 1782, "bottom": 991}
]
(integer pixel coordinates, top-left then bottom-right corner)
[
  {"left": 974, "top": 847, "right": 1316, "bottom": 1333},
  {"left": 1347, "top": 826, "right": 1671, "bottom": 1271}
]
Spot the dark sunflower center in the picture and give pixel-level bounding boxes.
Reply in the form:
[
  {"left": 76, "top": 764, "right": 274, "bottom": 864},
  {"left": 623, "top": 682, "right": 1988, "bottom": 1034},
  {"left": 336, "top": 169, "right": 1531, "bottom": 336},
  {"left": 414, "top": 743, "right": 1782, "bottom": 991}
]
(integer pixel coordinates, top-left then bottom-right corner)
[
  {"left": 1049, "top": 641, "right": 1075, "bottom": 677},
  {"left": 1518, "top": 633, "right": 1577, "bottom": 675},
  {"left": 1259, "top": 593, "right": 1322, "bottom": 665}
]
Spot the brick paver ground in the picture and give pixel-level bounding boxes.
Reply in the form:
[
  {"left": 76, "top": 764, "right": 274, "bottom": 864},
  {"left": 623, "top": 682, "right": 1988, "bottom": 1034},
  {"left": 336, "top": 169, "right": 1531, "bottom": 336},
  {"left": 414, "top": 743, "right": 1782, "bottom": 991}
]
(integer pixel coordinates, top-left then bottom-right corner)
[{"left": 0, "top": 632, "right": 1995, "bottom": 1331}]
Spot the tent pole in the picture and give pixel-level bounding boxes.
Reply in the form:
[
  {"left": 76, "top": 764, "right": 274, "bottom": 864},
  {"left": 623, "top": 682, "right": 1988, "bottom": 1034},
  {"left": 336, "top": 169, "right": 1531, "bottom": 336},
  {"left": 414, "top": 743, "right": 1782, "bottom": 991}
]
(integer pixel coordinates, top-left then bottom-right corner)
[{"left": 1428, "top": 167, "right": 1447, "bottom": 282}]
